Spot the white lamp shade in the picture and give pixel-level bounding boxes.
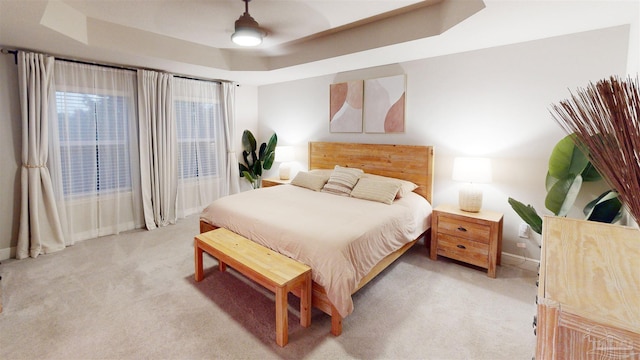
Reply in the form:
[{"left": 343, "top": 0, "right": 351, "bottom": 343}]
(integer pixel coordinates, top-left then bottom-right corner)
[
  {"left": 276, "top": 146, "right": 295, "bottom": 180},
  {"left": 452, "top": 157, "right": 492, "bottom": 212},
  {"left": 452, "top": 157, "right": 492, "bottom": 183}
]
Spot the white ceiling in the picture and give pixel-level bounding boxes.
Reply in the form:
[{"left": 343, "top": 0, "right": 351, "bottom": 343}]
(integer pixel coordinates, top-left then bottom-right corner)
[
  {"left": 64, "top": 0, "right": 432, "bottom": 49},
  {"left": 0, "top": 0, "right": 638, "bottom": 85}
]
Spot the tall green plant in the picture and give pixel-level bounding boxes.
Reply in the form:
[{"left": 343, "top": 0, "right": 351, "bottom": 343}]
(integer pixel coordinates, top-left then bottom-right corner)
[
  {"left": 508, "top": 134, "right": 622, "bottom": 234},
  {"left": 238, "top": 130, "right": 277, "bottom": 189}
]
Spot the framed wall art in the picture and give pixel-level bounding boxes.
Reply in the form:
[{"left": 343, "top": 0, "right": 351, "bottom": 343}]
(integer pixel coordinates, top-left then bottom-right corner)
[
  {"left": 363, "top": 75, "right": 405, "bottom": 133},
  {"left": 329, "top": 80, "right": 363, "bottom": 133}
]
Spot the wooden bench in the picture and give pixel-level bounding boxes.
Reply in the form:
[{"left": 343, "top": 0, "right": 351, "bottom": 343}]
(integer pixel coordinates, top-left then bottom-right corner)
[{"left": 194, "top": 228, "right": 312, "bottom": 347}]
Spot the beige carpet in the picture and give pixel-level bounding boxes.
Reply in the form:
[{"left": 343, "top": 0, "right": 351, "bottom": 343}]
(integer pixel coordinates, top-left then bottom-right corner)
[{"left": 0, "top": 215, "right": 537, "bottom": 359}]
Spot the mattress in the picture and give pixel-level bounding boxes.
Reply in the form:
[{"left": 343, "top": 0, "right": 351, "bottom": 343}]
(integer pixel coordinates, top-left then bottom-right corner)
[{"left": 200, "top": 184, "right": 431, "bottom": 317}]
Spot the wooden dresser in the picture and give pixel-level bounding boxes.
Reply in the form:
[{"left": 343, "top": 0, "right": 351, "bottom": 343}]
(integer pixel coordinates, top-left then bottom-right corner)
[{"left": 536, "top": 216, "right": 640, "bottom": 359}]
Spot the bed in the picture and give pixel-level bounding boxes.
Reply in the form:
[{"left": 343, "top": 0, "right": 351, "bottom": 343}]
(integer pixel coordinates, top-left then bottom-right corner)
[{"left": 199, "top": 142, "right": 435, "bottom": 335}]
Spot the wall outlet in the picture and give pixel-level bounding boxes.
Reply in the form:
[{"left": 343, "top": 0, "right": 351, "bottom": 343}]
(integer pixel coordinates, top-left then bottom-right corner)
[
  {"left": 517, "top": 242, "right": 527, "bottom": 248},
  {"left": 518, "top": 222, "right": 530, "bottom": 239}
]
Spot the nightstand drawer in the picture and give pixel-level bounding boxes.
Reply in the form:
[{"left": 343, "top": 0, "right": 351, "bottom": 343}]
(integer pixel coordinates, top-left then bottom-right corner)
[
  {"left": 438, "top": 216, "right": 491, "bottom": 244},
  {"left": 437, "top": 233, "right": 489, "bottom": 268}
]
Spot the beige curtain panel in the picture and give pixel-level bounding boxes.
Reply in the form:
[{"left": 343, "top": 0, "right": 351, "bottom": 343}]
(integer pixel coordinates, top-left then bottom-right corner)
[
  {"left": 137, "top": 69, "right": 178, "bottom": 230},
  {"left": 221, "top": 82, "right": 240, "bottom": 196},
  {"left": 16, "top": 51, "right": 66, "bottom": 259}
]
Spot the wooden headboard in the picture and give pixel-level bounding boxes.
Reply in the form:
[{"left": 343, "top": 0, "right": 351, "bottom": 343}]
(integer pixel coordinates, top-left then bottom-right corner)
[{"left": 308, "top": 142, "right": 435, "bottom": 204}]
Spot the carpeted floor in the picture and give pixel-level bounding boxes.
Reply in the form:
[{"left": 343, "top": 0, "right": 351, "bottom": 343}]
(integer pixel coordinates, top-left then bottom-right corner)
[{"left": 0, "top": 215, "right": 537, "bottom": 359}]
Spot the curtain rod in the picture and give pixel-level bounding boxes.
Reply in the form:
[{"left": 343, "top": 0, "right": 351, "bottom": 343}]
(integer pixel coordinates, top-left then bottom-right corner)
[{"left": 1, "top": 47, "right": 231, "bottom": 85}]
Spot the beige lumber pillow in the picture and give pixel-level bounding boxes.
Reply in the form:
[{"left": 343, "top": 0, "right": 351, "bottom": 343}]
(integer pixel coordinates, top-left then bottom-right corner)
[
  {"left": 291, "top": 171, "right": 329, "bottom": 191},
  {"left": 361, "top": 173, "right": 418, "bottom": 198},
  {"left": 350, "top": 178, "right": 402, "bottom": 205},
  {"left": 321, "top": 165, "right": 364, "bottom": 196}
]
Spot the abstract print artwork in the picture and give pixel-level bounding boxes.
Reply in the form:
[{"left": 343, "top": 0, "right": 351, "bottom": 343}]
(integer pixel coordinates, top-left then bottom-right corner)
[
  {"left": 364, "top": 75, "right": 405, "bottom": 133},
  {"left": 329, "top": 80, "right": 363, "bottom": 133}
]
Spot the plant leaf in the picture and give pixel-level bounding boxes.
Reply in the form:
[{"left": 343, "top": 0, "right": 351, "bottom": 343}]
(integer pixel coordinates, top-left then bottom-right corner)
[
  {"left": 241, "top": 171, "right": 255, "bottom": 183},
  {"left": 242, "top": 130, "right": 256, "bottom": 153},
  {"left": 266, "top": 133, "right": 278, "bottom": 155},
  {"left": 548, "top": 135, "right": 589, "bottom": 179},
  {"left": 258, "top": 142, "right": 267, "bottom": 160},
  {"left": 584, "top": 190, "right": 622, "bottom": 223},
  {"left": 508, "top": 197, "right": 543, "bottom": 234},
  {"left": 580, "top": 162, "right": 602, "bottom": 182},
  {"left": 239, "top": 163, "right": 250, "bottom": 177},
  {"left": 545, "top": 174, "right": 583, "bottom": 216},
  {"left": 253, "top": 161, "right": 262, "bottom": 177},
  {"left": 263, "top": 151, "right": 275, "bottom": 170},
  {"left": 242, "top": 150, "right": 251, "bottom": 167},
  {"left": 545, "top": 171, "right": 559, "bottom": 192}
]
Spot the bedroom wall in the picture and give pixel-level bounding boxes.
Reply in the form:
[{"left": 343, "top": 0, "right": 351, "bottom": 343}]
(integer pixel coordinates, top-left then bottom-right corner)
[
  {"left": 235, "top": 84, "right": 261, "bottom": 192},
  {"left": 257, "top": 25, "right": 631, "bottom": 262},
  {"left": 0, "top": 54, "right": 21, "bottom": 260}
]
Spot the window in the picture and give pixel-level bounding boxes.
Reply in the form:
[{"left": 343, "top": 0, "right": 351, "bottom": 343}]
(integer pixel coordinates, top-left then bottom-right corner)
[
  {"left": 55, "top": 91, "right": 133, "bottom": 197},
  {"left": 174, "top": 80, "right": 221, "bottom": 181},
  {"left": 173, "top": 77, "right": 225, "bottom": 218}
]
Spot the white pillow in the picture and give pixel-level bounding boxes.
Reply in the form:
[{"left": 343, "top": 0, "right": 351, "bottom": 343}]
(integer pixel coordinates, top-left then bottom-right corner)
[
  {"left": 291, "top": 171, "right": 328, "bottom": 191},
  {"left": 350, "top": 178, "right": 402, "bottom": 205},
  {"left": 321, "top": 165, "right": 364, "bottom": 196},
  {"left": 361, "top": 173, "right": 418, "bottom": 198}
]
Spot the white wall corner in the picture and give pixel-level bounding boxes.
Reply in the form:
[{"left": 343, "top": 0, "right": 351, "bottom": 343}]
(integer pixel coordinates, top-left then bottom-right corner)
[{"left": 0, "top": 246, "right": 15, "bottom": 261}]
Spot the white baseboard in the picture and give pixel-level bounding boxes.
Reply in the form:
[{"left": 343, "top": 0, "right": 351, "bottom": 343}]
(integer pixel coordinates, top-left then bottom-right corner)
[
  {"left": 0, "top": 246, "right": 15, "bottom": 261},
  {"left": 501, "top": 251, "right": 540, "bottom": 273}
]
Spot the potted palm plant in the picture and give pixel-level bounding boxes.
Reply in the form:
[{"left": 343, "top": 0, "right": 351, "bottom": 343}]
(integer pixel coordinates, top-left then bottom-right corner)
[
  {"left": 509, "top": 134, "right": 622, "bottom": 235},
  {"left": 238, "top": 130, "right": 277, "bottom": 189}
]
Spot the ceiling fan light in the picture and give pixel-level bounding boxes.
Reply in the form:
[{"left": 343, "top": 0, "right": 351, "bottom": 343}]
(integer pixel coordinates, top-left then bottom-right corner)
[
  {"left": 231, "top": 5, "right": 264, "bottom": 47},
  {"left": 231, "top": 27, "right": 263, "bottom": 46}
]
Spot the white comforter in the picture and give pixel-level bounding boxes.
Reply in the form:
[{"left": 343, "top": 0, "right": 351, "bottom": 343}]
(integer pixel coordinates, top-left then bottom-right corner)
[{"left": 200, "top": 184, "right": 431, "bottom": 317}]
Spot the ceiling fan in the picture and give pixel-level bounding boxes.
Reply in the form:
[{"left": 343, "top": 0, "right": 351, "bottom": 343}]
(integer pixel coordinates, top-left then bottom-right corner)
[{"left": 231, "top": 0, "right": 266, "bottom": 47}]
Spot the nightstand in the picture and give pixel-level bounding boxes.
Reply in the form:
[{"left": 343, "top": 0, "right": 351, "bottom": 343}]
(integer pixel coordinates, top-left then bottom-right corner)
[
  {"left": 261, "top": 178, "right": 292, "bottom": 187},
  {"left": 430, "top": 204, "right": 503, "bottom": 278}
]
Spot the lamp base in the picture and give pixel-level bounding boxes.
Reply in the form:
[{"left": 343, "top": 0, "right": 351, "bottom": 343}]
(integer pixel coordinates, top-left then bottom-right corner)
[{"left": 459, "top": 183, "right": 483, "bottom": 212}]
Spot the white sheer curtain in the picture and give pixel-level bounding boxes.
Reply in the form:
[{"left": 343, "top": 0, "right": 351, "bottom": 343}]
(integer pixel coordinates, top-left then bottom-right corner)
[
  {"left": 16, "top": 51, "right": 66, "bottom": 259},
  {"left": 221, "top": 82, "right": 240, "bottom": 196},
  {"left": 138, "top": 70, "right": 177, "bottom": 229},
  {"left": 49, "top": 61, "right": 143, "bottom": 242},
  {"left": 174, "top": 77, "right": 227, "bottom": 217}
]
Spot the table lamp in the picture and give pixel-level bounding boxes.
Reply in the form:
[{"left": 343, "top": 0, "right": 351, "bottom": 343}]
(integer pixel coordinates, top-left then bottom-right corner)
[
  {"left": 452, "top": 157, "right": 492, "bottom": 212},
  {"left": 275, "top": 146, "right": 294, "bottom": 180}
]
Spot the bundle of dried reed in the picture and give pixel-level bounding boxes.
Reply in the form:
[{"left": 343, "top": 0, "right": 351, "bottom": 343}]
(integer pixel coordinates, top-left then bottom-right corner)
[{"left": 550, "top": 75, "right": 640, "bottom": 225}]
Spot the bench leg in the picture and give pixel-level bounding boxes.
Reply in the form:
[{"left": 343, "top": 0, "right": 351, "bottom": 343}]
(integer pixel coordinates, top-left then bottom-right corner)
[
  {"left": 275, "top": 286, "right": 288, "bottom": 347},
  {"left": 300, "top": 272, "right": 311, "bottom": 328},
  {"left": 194, "top": 240, "right": 204, "bottom": 282}
]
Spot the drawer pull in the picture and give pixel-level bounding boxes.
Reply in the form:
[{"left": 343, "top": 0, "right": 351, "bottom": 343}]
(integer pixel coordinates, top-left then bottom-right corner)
[
  {"left": 457, "top": 226, "right": 468, "bottom": 232},
  {"left": 456, "top": 244, "right": 466, "bottom": 250}
]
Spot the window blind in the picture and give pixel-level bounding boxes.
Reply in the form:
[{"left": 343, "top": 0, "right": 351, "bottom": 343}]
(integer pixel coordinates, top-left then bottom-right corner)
[{"left": 55, "top": 91, "right": 132, "bottom": 197}]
